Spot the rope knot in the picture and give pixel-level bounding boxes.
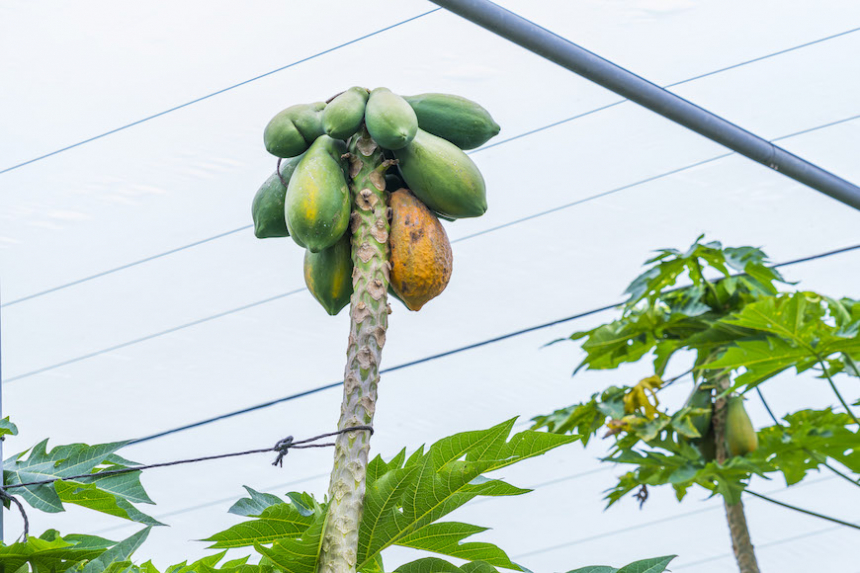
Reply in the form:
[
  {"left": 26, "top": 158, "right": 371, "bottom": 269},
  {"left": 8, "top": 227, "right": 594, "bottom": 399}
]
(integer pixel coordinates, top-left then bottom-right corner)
[{"left": 272, "top": 436, "right": 294, "bottom": 467}]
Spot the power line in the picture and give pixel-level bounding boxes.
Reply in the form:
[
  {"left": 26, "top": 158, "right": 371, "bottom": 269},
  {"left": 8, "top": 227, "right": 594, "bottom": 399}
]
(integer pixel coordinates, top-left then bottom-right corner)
[
  {"left": 6, "top": 101, "right": 860, "bottom": 384},
  {"left": 123, "top": 243, "right": 860, "bottom": 446},
  {"left": 511, "top": 474, "right": 839, "bottom": 562},
  {"left": 0, "top": 8, "right": 442, "bottom": 176},
  {"left": 3, "top": 27, "right": 860, "bottom": 309}
]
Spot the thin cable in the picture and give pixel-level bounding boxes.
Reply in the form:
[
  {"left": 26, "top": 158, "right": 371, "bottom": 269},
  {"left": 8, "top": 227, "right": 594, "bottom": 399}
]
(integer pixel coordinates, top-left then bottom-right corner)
[
  {"left": 746, "top": 489, "right": 860, "bottom": 531},
  {"left": 2, "top": 226, "right": 252, "bottom": 308},
  {"left": 1, "top": 426, "right": 372, "bottom": 491},
  {"left": 125, "top": 243, "right": 860, "bottom": 445},
  {"left": 4, "top": 288, "right": 307, "bottom": 383},
  {"left": 4, "top": 30, "right": 859, "bottom": 309},
  {"left": 0, "top": 9, "right": 441, "bottom": 176},
  {"left": 511, "top": 475, "right": 836, "bottom": 560}
]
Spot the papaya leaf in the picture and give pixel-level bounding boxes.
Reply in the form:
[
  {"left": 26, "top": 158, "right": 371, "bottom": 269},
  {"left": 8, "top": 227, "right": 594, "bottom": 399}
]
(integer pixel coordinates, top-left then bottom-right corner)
[
  {"left": 0, "top": 530, "right": 116, "bottom": 572},
  {"left": 704, "top": 337, "right": 812, "bottom": 390},
  {"left": 0, "top": 416, "right": 18, "bottom": 438},
  {"left": 166, "top": 551, "right": 229, "bottom": 573},
  {"left": 615, "top": 555, "right": 676, "bottom": 573},
  {"left": 254, "top": 509, "right": 326, "bottom": 573},
  {"left": 356, "top": 420, "right": 574, "bottom": 571},
  {"left": 3, "top": 440, "right": 158, "bottom": 525},
  {"left": 228, "top": 486, "right": 285, "bottom": 517},
  {"left": 396, "top": 522, "right": 518, "bottom": 569},
  {"left": 80, "top": 528, "right": 151, "bottom": 573},
  {"left": 564, "top": 567, "right": 616, "bottom": 573},
  {"left": 394, "top": 558, "right": 499, "bottom": 573},
  {"left": 205, "top": 496, "right": 321, "bottom": 549}
]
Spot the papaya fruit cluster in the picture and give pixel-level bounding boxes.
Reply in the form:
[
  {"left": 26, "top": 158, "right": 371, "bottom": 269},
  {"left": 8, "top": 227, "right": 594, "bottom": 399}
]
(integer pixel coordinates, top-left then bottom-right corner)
[
  {"left": 684, "top": 385, "right": 758, "bottom": 461},
  {"left": 251, "top": 87, "right": 500, "bottom": 315}
]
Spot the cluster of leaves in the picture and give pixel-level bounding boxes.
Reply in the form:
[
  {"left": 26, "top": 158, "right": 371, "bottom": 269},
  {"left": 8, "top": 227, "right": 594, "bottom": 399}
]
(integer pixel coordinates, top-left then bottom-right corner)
[
  {"left": 204, "top": 419, "right": 576, "bottom": 573},
  {"left": 533, "top": 237, "right": 860, "bottom": 507},
  {"left": 3, "top": 439, "right": 161, "bottom": 526},
  {"left": 2, "top": 419, "right": 677, "bottom": 572}
]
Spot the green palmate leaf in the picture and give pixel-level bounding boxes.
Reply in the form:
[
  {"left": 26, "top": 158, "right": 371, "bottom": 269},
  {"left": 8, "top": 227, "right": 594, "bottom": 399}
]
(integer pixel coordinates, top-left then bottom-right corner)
[
  {"left": 751, "top": 408, "right": 860, "bottom": 483},
  {"left": 0, "top": 417, "right": 19, "bottom": 439},
  {"left": 355, "top": 420, "right": 575, "bottom": 571},
  {"left": 255, "top": 509, "right": 326, "bottom": 573},
  {"left": 206, "top": 495, "right": 321, "bottom": 548},
  {"left": 80, "top": 528, "right": 151, "bottom": 573},
  {"left": 166, "top": 551, "right": 230, "bottom": 573},
  {"left": 394, "top": 558, "right": 499, "bottom": 573},
  {"left": 0, "top": 529, "right": 116, "bottom": 572},
  {"left": 564, "top": 567, "right": 617, "bottom": 573},
  {"left": 396, "top": 522, "right": 517, "bottom": 569},
  {"left": 615, "top": 555, "right": 676, "bottom": 573},
  {"left": 228, "top": 486, "right": 286, "bottom": 517},
  {"left": 3, "top": 440, "right": 158, "bottom": 525},
  {"left": 705, "top": 337, "right": 813, "bottom": 390}
]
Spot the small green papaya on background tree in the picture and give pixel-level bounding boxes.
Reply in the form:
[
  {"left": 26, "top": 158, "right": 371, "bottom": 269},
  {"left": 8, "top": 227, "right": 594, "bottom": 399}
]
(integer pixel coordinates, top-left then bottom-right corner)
[
  {"left": 1, "top": 88, "right": 678, "bottom": 573},
  {"left": 532, "top": 237, "right": 860, "bottom": 573}
]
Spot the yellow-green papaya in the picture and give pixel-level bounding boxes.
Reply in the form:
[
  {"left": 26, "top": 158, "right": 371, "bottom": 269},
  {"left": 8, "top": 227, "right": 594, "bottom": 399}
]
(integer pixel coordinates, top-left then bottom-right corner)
[
  {"left": 304, "top": 233, "right": 353, "bottom": 315},
  {"left": 365, "top": 88, "right": 417, "bottom": 150},
  {"left": 323, "top": 87, "right": 369, "bottom": 140},
  {"left": 393, "top": 129, "right": 487, "bottom": 219},
  {"left": 403, "top": 93, "right": 500, "bottom": 150},
  {"left": 725, "top": 396, "right": 758, "bottom": 457},
  {"left": 285, "top": 136, "right": 350, "bottom": 252},
  {"left": 251, "top": 155, "right": 304, "bottom": 239},
  {"left": 264, "top": 102, "right": 326, "bottom": 158}
]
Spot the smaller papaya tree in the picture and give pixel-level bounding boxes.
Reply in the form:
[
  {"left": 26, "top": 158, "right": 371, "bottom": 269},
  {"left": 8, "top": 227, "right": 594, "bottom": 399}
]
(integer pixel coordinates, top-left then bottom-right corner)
[{"left": 532, "top": 237, "right": 860, "bottom": 573}]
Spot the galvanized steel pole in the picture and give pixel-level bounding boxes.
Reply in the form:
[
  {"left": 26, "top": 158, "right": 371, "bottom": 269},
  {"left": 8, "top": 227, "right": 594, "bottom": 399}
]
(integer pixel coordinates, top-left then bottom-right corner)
[{"left": 430, "top": 0, "right": 860, "bottom": 211}]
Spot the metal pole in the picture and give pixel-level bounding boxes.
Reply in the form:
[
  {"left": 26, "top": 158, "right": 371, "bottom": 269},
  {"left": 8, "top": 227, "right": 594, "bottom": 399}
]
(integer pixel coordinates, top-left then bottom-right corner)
[{"left": 430, "top": 0, "right": 860, "bottom": 211}]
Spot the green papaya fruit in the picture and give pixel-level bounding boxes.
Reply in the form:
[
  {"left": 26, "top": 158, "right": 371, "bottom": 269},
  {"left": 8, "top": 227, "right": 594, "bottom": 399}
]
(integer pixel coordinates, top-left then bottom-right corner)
[
  {"left": 725, "top": 396, "right": 758, "bottom": 457},
  {"left": 403, "top": 93, "right": 500, "bottom": 150},
  {"left": 686, "top": 384, "right": 713, "bottom": 438},
  {"left": 385, "top": 172, "right": 406, "bottom": 192},
  {"left": 251, "top": 155, "right": 305, "bottom": 239},
  {"left": 323, "top": 87, "right": 369, "bottom": 140},
  {"left": 285, "top": 136, "right": 350, "bottom": 252},
  {"left": 365, "top": 88, "right": 418, "bottom": 150},
  {"left": 393, "top": 129, "right": 487, "bottom": 219},
  {"left": 304, "top": 233, "right": 354, "bottom": 315},
  {"left": 264, "top": 102, "right": 326, "bottom": 158},
  {"left": 698, "top": 424, "right": 717, "bottom": 462}
]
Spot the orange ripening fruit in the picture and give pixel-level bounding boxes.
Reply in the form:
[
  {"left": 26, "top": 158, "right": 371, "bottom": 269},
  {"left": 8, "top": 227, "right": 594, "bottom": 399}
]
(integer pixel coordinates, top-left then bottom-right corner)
[{"left": 389, "top": 189, "right": 453, "bottom": 311}]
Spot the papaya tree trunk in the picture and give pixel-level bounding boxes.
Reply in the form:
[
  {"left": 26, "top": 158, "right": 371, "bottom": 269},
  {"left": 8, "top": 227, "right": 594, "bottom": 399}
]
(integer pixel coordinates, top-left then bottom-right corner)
[
  {"left": 318, "top": 129, "right": 390, "bottom": 573},
  {"left": 712, "top": 369, "right": 761, "bottom": 573}
]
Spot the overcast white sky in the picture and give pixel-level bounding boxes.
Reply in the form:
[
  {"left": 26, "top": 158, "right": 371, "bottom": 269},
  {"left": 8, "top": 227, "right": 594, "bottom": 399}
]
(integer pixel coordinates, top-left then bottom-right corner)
[{"left": 1, "top": 1, "right": 859, "bottom": 571}]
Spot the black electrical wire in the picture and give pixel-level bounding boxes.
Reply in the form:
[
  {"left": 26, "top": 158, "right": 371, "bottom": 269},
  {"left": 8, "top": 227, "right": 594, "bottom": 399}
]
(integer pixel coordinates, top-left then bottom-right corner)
[
  {"left": 3, "top": 27, "right": 859, "bottom": 309},
  {"left": 124, "top": 243, "right": 860, "bottom": 446},
  {"left": 0, "top": 8, "right": 442, "bottom": 176}
]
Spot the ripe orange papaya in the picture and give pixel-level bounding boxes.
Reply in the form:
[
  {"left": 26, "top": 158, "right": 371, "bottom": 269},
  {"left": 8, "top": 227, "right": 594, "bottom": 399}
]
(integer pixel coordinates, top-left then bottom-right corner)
[
  {"left": 389, "top": 189, "right": 453, "bottom": 311},
  {"left": 304, "top": 233, "right": 353, "bottom": 315},
  {"left": 403, "top": 93, "right": 500, "bottom": 150},
  {"left": 393, "top": 129, "right": 487, "bottom": 219},
  {"left": 725, "top": 396, "right": 758, "bottom": 457},
  {"left": 285, "top": 136, "right": 350, "bottom": 253}
]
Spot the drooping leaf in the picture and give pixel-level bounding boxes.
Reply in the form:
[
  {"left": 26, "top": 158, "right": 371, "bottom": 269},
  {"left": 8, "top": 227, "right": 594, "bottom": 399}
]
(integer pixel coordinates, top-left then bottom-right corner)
[
  {"left": 80, "top": 528, "right": 151, "bottom": 573},
  {"left": 228, "top": 486, "right": 285, "bottom": 517},
  {"left": 205, "top": 496, "right": 321, "bottom": 549},
  {"left": 0, "top": 417, "right": 19, "bottom": 438},
  {"left": 394, "top": 558, "right": 499, "bottom": 573},
  {"left": 0, "top": 530, "right": 116, "bottom": 572},
  {"left": 3, "top": 440, "right": 159, "bottom": 525}
]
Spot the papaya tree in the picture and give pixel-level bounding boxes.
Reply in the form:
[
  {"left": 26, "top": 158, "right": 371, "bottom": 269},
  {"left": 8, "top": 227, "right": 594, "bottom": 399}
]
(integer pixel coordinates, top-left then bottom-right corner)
[
  {"left": 532, "top": 237, "right": 860, "bottom": 573},
  {"left": 0, "top": 87, "right": 678, "bottom": 572}
]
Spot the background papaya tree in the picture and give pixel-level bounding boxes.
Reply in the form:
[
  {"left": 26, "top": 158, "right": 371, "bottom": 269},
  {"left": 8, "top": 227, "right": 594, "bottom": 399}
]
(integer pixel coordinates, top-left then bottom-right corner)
[{"left": 532, "top": 237, "right": 860, "bottom": 573}]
